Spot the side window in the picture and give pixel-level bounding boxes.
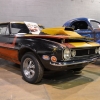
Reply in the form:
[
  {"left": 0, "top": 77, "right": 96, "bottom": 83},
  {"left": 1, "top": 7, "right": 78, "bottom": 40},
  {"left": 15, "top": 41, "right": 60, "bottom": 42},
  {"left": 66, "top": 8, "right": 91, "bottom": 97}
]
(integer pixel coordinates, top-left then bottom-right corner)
[
  {"left": 90, "top": 21, "right": 100, "bottom": 29},
  {"left": 0, "top": 24, "right": 9, "bottom": 35},
  {"left": 71, "top": 21, "right": 88, "bottom": 30}
]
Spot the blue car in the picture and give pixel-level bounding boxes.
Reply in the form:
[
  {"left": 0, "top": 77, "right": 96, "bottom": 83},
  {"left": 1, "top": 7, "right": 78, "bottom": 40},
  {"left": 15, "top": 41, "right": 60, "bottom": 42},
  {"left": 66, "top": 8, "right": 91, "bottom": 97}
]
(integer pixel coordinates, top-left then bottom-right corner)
[{"left": 63, "top": 18, "right": 100, "bottom": 43}]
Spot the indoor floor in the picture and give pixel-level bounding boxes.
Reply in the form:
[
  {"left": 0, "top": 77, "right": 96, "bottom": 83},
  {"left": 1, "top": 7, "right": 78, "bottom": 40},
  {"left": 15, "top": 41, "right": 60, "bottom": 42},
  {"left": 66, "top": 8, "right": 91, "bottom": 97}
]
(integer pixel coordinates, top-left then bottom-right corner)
[{"left": 0, "top": 59, "right": 100, "bottom": 100}]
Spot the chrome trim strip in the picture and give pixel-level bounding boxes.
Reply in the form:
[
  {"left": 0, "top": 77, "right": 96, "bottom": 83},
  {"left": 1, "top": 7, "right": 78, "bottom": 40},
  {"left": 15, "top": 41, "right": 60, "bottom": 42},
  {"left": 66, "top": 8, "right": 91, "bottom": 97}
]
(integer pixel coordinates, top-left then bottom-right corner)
[{"left": 50, "top": 57, "right": 98, "bottom": 66}]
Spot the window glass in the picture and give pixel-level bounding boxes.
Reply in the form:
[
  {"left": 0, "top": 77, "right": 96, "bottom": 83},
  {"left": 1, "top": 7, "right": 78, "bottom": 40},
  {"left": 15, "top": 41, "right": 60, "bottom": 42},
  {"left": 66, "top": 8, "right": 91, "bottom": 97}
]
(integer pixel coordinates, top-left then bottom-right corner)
[
  {"left": 0, "top": 24, "right": 9, "bottom": 35},
  {"left": 90, "top": 21, "right": 100, "bottom": 29},
  {"left": 11, "top": 23, "right": 29, "bottom": 34},
  {"left": 71, "top": 21, "right": 88, "bottom": 30}
]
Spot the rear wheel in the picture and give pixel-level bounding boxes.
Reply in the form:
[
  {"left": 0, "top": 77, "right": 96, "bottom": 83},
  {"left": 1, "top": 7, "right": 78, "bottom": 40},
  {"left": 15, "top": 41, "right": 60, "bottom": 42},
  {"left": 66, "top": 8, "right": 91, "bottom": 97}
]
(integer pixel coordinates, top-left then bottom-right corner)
[{"left": 21, "top": 52, "right": 44, "bottom": 84}]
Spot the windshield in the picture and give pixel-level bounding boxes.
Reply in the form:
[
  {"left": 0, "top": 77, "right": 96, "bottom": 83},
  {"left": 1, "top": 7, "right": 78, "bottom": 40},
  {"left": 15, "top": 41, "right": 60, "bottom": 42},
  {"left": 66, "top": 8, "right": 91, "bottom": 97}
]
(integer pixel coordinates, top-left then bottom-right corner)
[
  {"left": 11, "top": 22, "right": 43, "bottom": 34},
  {"left": 11, "top": 23, "right": 29, "bottom": 34}
]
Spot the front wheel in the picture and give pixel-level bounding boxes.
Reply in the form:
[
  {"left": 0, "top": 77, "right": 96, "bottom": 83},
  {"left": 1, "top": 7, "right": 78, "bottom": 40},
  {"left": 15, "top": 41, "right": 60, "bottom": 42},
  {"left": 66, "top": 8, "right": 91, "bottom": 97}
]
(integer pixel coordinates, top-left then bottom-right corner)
[{"left": 21, "top": 52, "right": 44, "bottom": 84}]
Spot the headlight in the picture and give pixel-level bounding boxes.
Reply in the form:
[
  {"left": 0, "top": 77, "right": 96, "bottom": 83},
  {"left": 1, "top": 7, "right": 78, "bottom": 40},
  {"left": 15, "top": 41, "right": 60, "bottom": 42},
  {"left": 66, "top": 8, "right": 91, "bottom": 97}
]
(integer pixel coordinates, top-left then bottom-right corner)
[
  {"left": 63, "top": 48, "right": 71, "bottom": 60},
  {"left": 71, "top": 50, "right": 76, "bottom": 57},
  {"left": 98, "top": 47, "right": 100, "bottom": 54}
]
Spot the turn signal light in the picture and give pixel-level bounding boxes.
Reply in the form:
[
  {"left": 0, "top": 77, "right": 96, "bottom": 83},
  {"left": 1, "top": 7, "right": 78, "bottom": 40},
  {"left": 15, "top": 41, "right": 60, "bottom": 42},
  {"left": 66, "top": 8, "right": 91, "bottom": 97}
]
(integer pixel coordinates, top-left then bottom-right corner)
[{"left": 51, "top": 56, "right": 57, "bottom": 62}]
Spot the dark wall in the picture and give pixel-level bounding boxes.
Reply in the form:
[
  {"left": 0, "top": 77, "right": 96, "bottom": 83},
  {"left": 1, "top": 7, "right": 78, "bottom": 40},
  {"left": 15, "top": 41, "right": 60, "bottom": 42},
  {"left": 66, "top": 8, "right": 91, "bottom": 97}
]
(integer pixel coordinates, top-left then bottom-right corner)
[{"left": 0, "top": 0, "right": 100, "bottom": 27}]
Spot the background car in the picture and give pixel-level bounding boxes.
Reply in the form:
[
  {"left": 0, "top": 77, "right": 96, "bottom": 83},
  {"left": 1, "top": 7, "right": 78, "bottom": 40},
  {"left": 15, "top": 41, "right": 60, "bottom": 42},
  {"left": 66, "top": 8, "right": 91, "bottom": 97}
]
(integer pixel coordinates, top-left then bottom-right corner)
[
  {"left": 63, "top": 18, "right": 100, "bottom": 43},
  {"left": 0, "top": 21, "right": 99, "bottom": 84}
]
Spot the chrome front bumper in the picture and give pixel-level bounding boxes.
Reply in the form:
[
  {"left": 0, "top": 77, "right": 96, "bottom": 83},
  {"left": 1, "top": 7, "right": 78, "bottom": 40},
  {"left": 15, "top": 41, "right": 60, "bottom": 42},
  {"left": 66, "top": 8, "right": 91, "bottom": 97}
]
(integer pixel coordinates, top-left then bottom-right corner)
[{"left": 50, "top": 57, "right": 98, "bottom": 66}]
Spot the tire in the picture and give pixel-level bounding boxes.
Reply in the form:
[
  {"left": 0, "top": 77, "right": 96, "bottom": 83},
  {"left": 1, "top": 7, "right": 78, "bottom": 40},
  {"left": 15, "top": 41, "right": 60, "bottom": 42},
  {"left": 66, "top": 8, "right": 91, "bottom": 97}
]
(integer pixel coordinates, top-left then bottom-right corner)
[{"left": 21, "top": 52, "right": 44, "bottom": 84}]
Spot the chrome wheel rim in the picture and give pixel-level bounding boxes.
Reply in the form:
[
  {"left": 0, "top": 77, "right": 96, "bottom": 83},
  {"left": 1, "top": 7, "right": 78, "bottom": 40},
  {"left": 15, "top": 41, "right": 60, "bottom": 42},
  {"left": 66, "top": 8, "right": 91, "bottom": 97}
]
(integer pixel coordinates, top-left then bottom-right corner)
[{"left": 23, "top": 58, "right": 35, "bottom": 79}]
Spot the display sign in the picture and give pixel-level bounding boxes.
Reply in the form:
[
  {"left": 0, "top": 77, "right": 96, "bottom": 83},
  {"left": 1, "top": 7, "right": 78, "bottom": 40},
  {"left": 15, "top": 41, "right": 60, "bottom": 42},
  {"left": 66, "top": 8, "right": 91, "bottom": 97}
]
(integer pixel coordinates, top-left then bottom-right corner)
[{"left": 25, "top": 21, "right": 40, "bottom": 34}]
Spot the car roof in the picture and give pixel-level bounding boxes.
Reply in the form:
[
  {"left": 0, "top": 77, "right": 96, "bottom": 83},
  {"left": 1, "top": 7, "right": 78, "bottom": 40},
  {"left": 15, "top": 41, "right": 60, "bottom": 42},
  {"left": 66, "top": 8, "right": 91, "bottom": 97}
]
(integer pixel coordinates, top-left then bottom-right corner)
[
  {"left": 0, "top": 22, "right": 25, "bottom": 25},
  {"left": 63, "top": 17, "right": 100, "bottom": 26},
  {"left": 63, "top": 18, "right": 89, "bottom": 26}
]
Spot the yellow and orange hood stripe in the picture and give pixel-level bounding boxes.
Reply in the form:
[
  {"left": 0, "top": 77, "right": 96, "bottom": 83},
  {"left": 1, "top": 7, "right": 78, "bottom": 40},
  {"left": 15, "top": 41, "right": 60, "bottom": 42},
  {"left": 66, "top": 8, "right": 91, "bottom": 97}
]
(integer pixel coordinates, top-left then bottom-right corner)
[{"left": 63, "top": 42, "right": 100, "bottom": 48}]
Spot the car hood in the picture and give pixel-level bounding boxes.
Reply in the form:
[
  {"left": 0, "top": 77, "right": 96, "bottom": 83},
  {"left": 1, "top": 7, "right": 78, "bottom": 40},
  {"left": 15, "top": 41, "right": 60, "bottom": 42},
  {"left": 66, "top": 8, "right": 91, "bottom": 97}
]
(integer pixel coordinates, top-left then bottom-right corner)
[
  {"left": 41, "top": 27, "right": 83, "bottom": 38},
  {"left": 62, "top": 42, "right": 100, "bottom": 48},
  {"left": 22, "top": 27, "right": 91, "bottom": 40}
]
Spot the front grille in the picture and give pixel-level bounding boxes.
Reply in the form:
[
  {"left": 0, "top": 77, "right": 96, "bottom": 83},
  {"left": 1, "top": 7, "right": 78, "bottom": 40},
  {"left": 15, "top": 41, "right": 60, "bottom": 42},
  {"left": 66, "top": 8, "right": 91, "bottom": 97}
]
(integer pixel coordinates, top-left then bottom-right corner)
[
  {"left": 71, "top": 54, "right": 97, "bottom": 61},
  {"left": 75, "top": 48, "right": 95, "bottom": 56},
  {"left": 62, "top": 47, "right": 99, "bottom": 61},
  {"left": 70, "top": 47, "right": 98, "bottom": 61}
]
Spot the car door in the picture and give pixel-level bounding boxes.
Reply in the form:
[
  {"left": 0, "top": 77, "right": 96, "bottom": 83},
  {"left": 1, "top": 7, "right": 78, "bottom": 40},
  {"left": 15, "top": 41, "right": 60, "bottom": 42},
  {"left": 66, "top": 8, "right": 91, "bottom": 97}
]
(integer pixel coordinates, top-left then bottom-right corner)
[
  {"left": 7, "top": 22, "right": 30, "bottom": 63},
  {"left": 70, "top": 21, "right": 95, "bottom": 40},
  {"left": 0, "top": 23, "right": 20, "bottom": 63},
  {"left": 90, "top": 20, "right": 100, "bottom": 43},
  {"left": 6, "top": 22, "right": 28, "bottom": 63}
]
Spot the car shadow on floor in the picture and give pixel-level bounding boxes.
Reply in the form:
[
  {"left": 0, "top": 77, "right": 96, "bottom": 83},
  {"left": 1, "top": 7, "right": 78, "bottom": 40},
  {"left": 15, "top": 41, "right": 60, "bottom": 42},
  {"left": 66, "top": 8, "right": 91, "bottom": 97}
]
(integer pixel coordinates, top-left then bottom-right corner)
[
  {"left": 0, "top": 59, "right": 94, "bottom": 90},
  {"left": 93, "top": 59, "right": 100, "bottom": 65},
  {"left": 39, "top": 70, "right": 93, "bottom": 89},
  {"left": 0, "top": 59, "right": 21, "bottom": 74}
]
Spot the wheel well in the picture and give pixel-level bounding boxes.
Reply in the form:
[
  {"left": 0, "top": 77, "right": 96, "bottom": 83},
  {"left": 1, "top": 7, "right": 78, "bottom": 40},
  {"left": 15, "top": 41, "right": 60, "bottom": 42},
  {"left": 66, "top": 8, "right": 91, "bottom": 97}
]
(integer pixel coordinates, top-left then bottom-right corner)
[
  {"left": 19, "top": 48, "right": 45, "bottom": 69},
  {"left": 18, "top": 48, "right": 36, "bottom": 61}
]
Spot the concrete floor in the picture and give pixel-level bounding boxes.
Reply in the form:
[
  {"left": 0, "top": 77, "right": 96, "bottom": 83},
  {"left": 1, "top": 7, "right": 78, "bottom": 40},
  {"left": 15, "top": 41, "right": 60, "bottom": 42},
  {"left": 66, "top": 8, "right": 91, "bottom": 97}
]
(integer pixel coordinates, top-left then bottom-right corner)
[{"left": 0, "top": 59, "right": 100, "bottom": 100}]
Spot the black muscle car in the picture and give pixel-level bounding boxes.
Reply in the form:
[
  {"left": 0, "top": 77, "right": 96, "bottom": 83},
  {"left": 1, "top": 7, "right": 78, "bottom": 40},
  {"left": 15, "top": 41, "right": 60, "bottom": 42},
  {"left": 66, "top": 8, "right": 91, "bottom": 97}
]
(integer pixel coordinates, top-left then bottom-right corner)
[{"left": 0, "top": 21, "right": 99, "bottom": 84}]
